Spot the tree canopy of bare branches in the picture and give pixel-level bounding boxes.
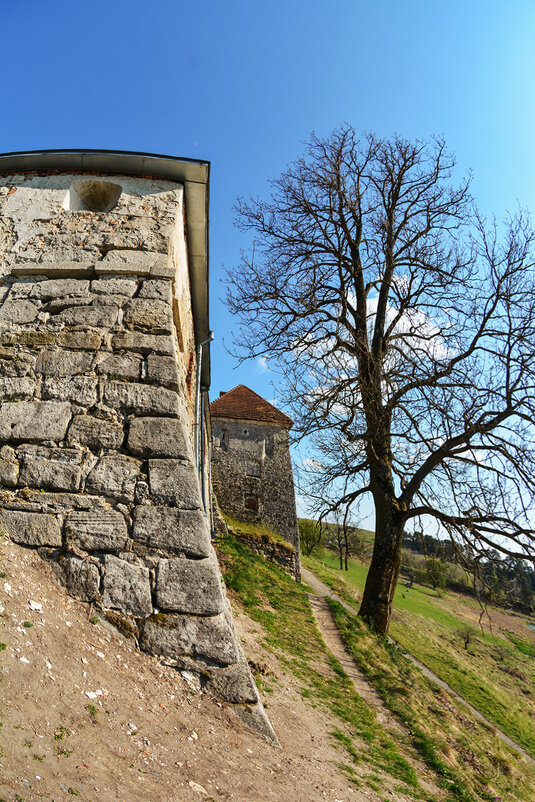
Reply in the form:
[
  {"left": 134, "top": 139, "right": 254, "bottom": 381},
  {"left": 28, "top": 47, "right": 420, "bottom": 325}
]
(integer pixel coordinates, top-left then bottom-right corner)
[{"left": 227, "top": 125, "right": 535, "bottom": 634}]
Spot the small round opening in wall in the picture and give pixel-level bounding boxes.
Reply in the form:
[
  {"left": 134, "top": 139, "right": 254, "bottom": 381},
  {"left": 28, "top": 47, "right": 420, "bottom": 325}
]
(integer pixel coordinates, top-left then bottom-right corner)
[{"left": 63, "top": 180, "right": 122, "bottom": 212}]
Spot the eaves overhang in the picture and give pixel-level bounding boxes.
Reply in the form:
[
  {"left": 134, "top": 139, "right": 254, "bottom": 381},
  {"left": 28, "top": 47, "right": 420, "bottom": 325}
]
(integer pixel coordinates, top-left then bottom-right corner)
[{"left": 0, "top": 148, "right": 211, "bottom": 388}]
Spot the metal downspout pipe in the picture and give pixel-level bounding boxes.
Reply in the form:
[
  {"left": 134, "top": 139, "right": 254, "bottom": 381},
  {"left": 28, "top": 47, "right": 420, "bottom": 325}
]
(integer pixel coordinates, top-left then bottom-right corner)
[
  {"left": 207, "top": 402, "right": 215, "bottom": 536},
  {"left": 194, "top": 331, "right": 214, "bottom": 516}
]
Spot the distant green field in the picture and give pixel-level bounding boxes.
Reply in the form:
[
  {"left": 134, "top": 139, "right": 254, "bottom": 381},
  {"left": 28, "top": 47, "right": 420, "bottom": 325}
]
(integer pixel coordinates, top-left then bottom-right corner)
[{"left": 304, "top": 549, "right": 535, "bottom": 758}]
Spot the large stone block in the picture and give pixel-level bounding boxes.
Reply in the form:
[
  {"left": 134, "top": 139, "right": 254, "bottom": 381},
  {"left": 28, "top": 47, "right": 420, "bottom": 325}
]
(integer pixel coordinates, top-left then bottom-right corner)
[
  {"left": 1, "top": 331, "right": 101, "bottom": 351},
  {"left": 0, "top": 457, "right": 19, "bottom": 486},
  {"left": 55, "top": 331, "right": 102, "bottom": 350},
  {"left": 85, "top": 454, "right": 141, "bottom": 502},
  {"left": 0, "top": 331, "right": 57, "bottom": 348},
  {"left": 44, "top": 294, "right": 93, "bottom": 314},
  {"left": 0, "top": 509, "right": 62, "bottom": 546},
  {"left": 42, "top": 376, "right": 98, "bottom": 406},
  {"left": 11, "top": 260, "right": 95, "bottom": 277},
  {"left": 102, "top": 381, "right": 179, "bottom": 417},
  {"left": 0, "top": 298, "right": 40, "bottom": 324},
  {"left": 123, "top": 298, "right": 173, "bottom": 335},
  {"left": 12, "top": 490, "right": 107, "bottom": 512},
  {"left": 204, "top": 663, "right": 260, "bottom": 704},
  {"left": 54, "top": 305, "right": 119, "bottom": 328},
  {"left": 27, "top": 278, "right": 91, "bottom": 300},
  {"left": 155, "top": 557, "right": 225, "bottom": 615},
  {"left": 60, "top": 555, "right": 101, "bottom": 602},
  {"left": 91, "top": 277, "right": 138, "bottom": 297},
  {"left": 138, "top": 280, "right": 172, "bottom": 303},
  {"left": 36, "top": 350, "right": 94, "bottom": 378},
  {"left": 101, "top": 555, "right": 152, "bottom": 617},
  {"left": 145, "top": 354, "right": 179, "bottom": 390},
  {"left": 111, "top": 332, "right": 174, "bottom": 356},
  {"left": 232, "top": 704, "right": 279, "bottom": 745},
  {"left": 132, "top": 506, "right": 210, "bottom": 557},
  {"left": 90, "top": 294, "right": 130, "bottom": 308},
  {"left": 6, "top": 279, "right": 38, "bottom": 299},
  {"left": 127, "top": 417, "right": 190, "bottom": 459},
  {"left": 0, "top": 377, "right": 36, "bottom": 399},
  {"left": 0, "top": 350, "right": 35, "bottom": 377},
  {"left": 95, "top": 353, "right": 141, "bottom": 381},
  {"left": 0, "top": 400, "right": 71, "bottom": 443},
  {"left": 141, "top": 611, "right": 240, "bottom": 666},
  {"left": 67, "top": 414, "right": 124, "bottom": 450},
  {"left": 18, "top": 445, "right": 82, "bottom": 492},
  {"left": 95, "top": 250, "right": 169, "bottom": 277},
  {"left": 65, "top": 509, "right": 128, "bottom": 551},
  {"left": 150, "top": 261, "right": 175, "bottom": 279},
  {"left": 148, "top": 459, "right": 202, "bottom": 509}
]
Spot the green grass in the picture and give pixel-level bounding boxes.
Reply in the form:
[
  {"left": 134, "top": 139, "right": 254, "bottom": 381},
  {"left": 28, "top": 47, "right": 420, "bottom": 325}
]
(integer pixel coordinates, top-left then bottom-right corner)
[
  {"left": 304, "top": 548, "right": 535, "bottom": 760},
  {"left": 221, "top": 531, "right": 535, "bottom": 800},
  {"left": 217, "top": 531, "right": 426, "bottom": 798},
  {"left": 327, "top": 598, "right": 535, "bottom": 802},
  {"left": 223, "top": 514, "right": 295, "bottom": 552},
  {"left": 391, "top": 616, "right": 535, "bottom": 758},
  {"left": 328, "top": 600, "right": 475, "bottom": 802},
  {"left": 507, "top": 632, "right": 535, "bottom": 658}
]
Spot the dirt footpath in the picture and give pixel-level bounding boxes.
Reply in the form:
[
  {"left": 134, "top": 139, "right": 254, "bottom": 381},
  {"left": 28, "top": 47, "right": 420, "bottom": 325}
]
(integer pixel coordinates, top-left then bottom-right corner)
[{"left": 301, "top": 566, "right": 535, "bottom": 768}]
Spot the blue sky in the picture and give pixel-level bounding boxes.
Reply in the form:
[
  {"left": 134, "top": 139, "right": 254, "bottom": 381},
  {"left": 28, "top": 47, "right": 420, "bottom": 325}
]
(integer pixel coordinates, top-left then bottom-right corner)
[{"left": 2, "top": 1, "right": 535, "bottom": 519}]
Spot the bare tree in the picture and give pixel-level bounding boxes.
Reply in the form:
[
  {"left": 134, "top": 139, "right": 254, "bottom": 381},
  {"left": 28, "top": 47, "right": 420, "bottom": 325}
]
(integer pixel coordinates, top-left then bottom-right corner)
[
  {"left": 330, "top": 513, "right": 350, "bottom": 571},
  {"left": 227, "top": 126, "right": 535, "bottom": 635}
]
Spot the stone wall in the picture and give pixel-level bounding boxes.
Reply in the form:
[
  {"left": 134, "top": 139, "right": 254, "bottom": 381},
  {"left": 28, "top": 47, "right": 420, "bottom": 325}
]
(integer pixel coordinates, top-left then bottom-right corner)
[
  {"left": 211, "top": 417, "right": 300, "bottom": 577},
  {"left": 0, "top": 170, "right": 276, "bottom": 743},
  {"left": 231, "top": 527, "right": 297, "bottom": 577}
]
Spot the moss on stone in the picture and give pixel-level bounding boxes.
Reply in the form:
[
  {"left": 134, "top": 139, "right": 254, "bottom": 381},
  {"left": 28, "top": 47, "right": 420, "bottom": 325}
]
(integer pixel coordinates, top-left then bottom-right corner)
[
  {"left": 104, "top": 610, "right": 140, "bottom": 639},
  {"left": 146, "top": 611, "right": 169, "bottom": 627}
]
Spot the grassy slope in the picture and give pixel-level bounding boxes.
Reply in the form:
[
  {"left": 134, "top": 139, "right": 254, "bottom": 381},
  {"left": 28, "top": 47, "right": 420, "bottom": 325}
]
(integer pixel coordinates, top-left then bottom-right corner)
[
  {"left": 217, "top": 531, "right": 424, "bottom": 800},
  {"left": 304, "top": 549, "right": 535, "bottom": 760},
  {"left": 219, "top": 530, "right": 535, "bottom": 801}
]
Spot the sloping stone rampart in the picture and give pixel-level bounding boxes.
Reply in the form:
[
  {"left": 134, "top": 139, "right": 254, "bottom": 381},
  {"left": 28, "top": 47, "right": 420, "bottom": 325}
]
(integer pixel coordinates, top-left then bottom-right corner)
[{"left": 0, "top": 171, "right": 276, "bottom": 743}]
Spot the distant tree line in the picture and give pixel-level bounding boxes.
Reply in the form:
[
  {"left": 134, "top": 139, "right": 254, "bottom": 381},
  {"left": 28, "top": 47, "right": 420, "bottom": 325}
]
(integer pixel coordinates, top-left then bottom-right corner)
[{"left": 402, "top": 532, "right": 535, "bottom": 612}]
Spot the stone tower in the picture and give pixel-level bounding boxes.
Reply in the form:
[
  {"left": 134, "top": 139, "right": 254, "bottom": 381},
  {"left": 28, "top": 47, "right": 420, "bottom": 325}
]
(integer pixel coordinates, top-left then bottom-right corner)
[
  {"left": 210, "top": 385, "right": 300, "bottom": 575},
  {"left": 0, "top": 150, "right": 276, "bottom": 742}
]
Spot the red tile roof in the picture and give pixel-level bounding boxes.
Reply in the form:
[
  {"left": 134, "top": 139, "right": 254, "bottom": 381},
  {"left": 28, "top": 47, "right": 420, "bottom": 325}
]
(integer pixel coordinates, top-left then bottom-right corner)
[{"left": 210, "top": 385, "right": 293, "bottom": 427}]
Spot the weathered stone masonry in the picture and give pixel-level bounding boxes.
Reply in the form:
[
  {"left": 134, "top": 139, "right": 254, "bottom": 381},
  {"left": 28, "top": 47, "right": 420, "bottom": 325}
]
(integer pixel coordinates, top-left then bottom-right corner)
[{"left": 0, "top": 151, "right": 276, "bottom": 743}]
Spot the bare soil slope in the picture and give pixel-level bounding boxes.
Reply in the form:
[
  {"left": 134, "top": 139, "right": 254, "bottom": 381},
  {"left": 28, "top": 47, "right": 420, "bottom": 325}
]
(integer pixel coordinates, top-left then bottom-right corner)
[{"left": 1, "top": 538, "right": 381, "bottom": 802}]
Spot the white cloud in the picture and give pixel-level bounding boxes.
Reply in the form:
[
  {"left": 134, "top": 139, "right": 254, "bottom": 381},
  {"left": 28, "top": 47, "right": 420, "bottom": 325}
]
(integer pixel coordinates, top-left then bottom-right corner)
[
  {"left": 256, "top": 356, "right": 269, "bottom": 373},
  {"left": 302, "top": 457, "right": 324, "bottom": 470}
]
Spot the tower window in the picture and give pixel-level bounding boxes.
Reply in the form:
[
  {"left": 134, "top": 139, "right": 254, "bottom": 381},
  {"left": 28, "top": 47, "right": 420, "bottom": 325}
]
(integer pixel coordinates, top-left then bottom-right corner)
[
  {"left": 63, "top": 180, "right": 122, "bottom": 212},
  {"left": 244, "top": 494, "right": 258, "bottom": 511}
]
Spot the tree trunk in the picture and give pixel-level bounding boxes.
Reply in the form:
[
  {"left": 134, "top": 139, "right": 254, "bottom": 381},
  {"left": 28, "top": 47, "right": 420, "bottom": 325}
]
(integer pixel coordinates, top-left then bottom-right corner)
[{"left": 359, "top": 490, "right": 404, "bottom": 634}]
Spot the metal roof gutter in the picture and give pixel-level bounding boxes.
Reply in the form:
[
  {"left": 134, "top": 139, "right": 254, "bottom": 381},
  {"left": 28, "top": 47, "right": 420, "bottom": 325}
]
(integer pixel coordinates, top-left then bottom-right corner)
[{"left": 0, "top": 148, "right": 211, "bottom": 388}]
